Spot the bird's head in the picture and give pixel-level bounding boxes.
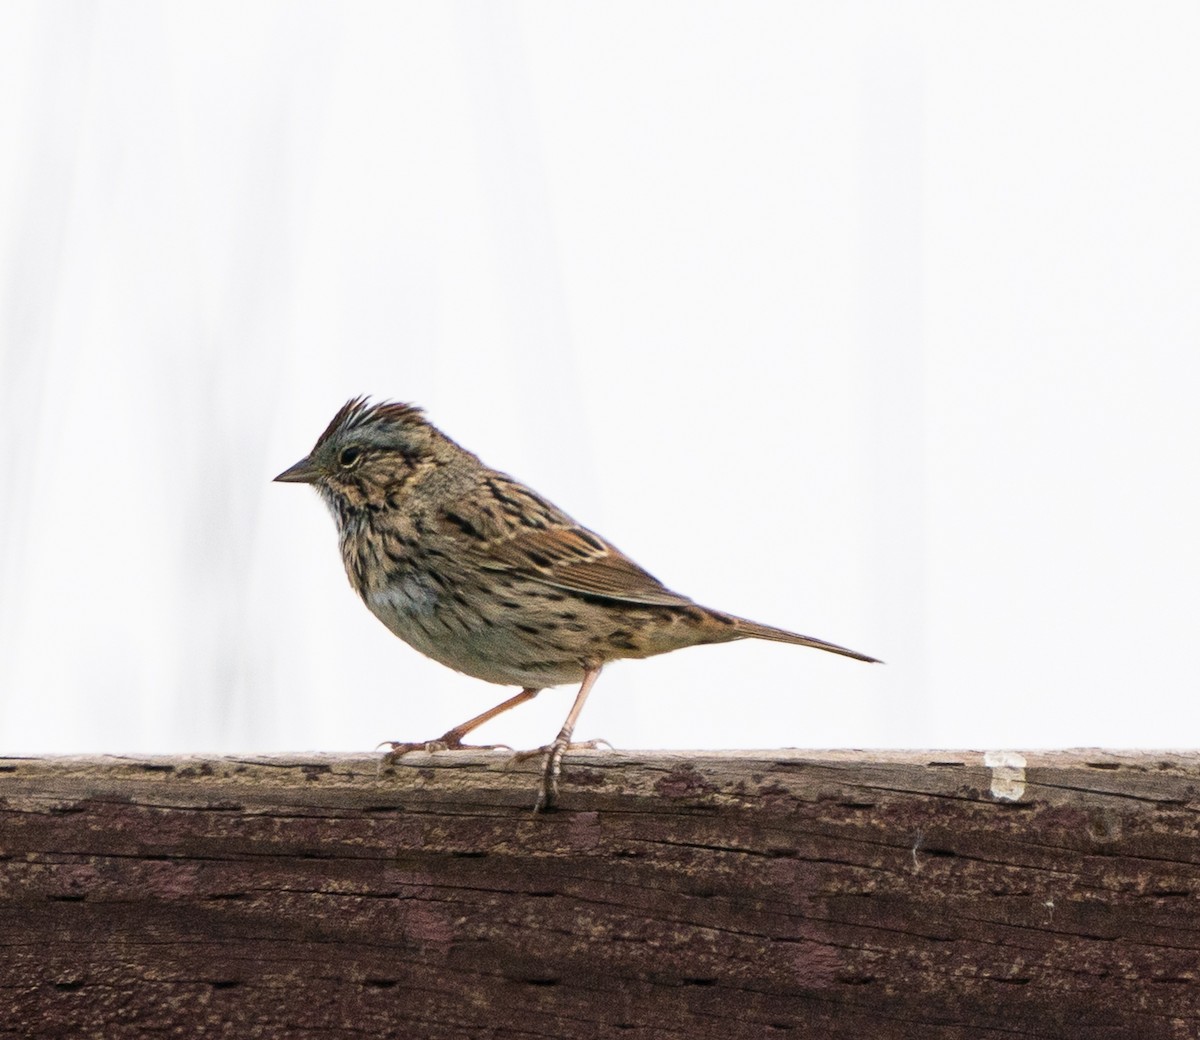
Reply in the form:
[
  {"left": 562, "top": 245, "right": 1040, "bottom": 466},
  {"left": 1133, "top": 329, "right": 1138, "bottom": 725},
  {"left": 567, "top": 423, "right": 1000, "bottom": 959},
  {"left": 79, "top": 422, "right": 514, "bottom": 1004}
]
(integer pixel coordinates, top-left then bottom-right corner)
[{"left": 274, "top": 397, "right": 448, "bottom": 514}]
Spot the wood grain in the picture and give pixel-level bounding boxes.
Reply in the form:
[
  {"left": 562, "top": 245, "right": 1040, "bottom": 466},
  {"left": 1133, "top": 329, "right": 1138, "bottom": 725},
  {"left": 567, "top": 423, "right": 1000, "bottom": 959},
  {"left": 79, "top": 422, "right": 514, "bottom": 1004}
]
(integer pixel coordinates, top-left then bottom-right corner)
[{"left": 1, "top": 750, "right": 1198, "bottom": 1038}]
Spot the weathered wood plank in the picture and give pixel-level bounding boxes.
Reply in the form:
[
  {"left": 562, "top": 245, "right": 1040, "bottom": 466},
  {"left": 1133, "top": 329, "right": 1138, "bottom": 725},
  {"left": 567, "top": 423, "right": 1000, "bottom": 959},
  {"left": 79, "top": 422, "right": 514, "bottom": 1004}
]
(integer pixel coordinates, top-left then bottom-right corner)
[{"left": 1, "top": 750, "right": 1198, "bottom": 1039}]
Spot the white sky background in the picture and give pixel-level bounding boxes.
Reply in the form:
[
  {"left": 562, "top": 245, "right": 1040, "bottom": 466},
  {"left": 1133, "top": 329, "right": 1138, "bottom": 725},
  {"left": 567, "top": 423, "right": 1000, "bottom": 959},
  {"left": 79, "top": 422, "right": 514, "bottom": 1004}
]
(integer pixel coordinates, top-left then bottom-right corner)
[{"left": 1, "top": 2, "right": 1197, "bottom": 756}]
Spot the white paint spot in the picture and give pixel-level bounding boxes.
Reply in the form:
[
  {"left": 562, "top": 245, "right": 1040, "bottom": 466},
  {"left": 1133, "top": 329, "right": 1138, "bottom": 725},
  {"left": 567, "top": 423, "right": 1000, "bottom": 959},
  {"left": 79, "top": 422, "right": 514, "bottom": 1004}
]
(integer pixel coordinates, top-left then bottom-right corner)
[
  {"left": 983, "top": 751, "right": 1027, "bottom": 801},
  {"left": 910, "top": 827, "right": 924, "bottom": 874}
]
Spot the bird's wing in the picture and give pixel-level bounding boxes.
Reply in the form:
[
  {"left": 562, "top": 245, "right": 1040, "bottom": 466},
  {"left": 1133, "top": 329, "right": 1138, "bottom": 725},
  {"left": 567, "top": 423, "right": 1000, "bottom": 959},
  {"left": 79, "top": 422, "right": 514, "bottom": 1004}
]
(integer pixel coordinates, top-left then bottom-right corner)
[
  {"left": 439, "top": 482, "right": 695, "bottom": 608},
  {"left": 481, "top": 525, "right": 696, "bottom": 607}
]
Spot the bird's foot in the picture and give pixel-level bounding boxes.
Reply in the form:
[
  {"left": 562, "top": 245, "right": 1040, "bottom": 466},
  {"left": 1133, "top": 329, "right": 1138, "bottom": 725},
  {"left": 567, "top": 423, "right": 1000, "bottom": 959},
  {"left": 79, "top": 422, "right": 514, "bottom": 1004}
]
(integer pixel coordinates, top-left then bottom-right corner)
[
  {"left": 509, "top": 737, "right": 613, "bottom": 812},
  {"left": 377, "top": 735, "right": 512, "bottom": 767}
]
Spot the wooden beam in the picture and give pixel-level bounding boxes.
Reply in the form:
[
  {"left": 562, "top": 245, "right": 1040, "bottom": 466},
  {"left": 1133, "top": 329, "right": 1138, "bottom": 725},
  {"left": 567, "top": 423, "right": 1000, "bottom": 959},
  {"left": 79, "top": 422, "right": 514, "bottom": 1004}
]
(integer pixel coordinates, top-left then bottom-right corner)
[{"left": 1, "top": 750, "right": 1197, "bottom": 1038}]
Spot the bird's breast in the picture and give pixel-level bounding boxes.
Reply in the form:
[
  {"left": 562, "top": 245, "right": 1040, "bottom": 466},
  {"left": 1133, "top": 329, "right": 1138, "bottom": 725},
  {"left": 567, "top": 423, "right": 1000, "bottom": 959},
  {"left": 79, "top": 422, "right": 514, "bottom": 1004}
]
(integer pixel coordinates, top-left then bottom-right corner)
[
  {"left": 360, "top": 567, "right": 590, "bottom": 688},
  {"left": 366, "top": 573, "right": 440, "bottom": 618}
]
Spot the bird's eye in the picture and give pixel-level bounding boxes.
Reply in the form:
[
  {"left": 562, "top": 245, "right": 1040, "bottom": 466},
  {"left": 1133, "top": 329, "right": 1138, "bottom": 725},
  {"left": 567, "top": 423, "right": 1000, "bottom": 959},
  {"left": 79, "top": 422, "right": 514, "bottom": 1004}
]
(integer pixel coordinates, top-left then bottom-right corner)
[{"left": 339, "top": 446, "right": 363, "bottom": 468}]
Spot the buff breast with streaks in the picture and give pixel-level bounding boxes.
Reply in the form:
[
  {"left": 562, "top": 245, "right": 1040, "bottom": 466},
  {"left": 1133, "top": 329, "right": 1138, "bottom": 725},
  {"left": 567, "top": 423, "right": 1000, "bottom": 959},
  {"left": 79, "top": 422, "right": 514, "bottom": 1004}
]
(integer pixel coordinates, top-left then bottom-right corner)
[{"left": 275, "top": 397, "right": 879, "bottom": 810}]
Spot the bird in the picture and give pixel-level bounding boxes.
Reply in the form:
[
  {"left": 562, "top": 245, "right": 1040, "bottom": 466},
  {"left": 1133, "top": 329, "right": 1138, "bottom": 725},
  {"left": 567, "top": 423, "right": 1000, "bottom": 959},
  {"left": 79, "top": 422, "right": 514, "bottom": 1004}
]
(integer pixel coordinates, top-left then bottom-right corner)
[{"left": 275, "top": 397, "right": 878, "bottom": 809}]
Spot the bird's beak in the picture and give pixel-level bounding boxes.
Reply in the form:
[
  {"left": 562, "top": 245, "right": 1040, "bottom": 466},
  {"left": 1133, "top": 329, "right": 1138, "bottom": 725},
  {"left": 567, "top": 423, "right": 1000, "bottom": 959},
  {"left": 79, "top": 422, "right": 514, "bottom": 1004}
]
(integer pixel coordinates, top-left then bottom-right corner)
[{"left": 273, "top": 456, "right": 323, "bottom": 484}]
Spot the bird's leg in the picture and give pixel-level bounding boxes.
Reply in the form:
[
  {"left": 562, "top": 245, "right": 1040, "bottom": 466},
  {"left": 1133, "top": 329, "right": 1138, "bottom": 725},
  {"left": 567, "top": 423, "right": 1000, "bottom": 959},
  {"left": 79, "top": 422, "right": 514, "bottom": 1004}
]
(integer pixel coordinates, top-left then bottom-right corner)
[
  {"left": 381, "top": 688, "right": 540, "bottom": 762},
  {"left": 521, "top": 665, "right": 604, "bottom": 812}
]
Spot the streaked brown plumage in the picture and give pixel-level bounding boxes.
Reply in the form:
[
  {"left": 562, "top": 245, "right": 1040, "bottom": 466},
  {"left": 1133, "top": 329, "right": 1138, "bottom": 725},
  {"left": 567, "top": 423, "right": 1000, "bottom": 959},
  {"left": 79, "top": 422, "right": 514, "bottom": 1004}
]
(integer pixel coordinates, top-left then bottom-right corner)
[{"left": 275, "top": 397, "right": 879, "bottom": 809}]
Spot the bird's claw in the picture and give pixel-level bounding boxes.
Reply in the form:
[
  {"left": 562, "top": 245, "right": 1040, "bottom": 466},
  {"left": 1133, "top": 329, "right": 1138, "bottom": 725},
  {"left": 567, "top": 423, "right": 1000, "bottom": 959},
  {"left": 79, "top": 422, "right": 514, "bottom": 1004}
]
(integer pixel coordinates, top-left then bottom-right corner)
[
  {"left": 508, "top": 737, "right": 611, "bottom": 765},
  {"left": 506, "top": 738, "right": 613, "bottom": 812},
  {"left": 377, "top": 737, "right": 512, "bottom": 767}
]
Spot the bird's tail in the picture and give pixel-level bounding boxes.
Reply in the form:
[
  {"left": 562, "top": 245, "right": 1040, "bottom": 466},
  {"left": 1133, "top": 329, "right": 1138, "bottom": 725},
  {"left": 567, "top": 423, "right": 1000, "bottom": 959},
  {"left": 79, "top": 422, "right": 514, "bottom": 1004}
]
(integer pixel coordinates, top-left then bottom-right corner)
[{"left": 723, "top": 613, "right": 881, "bottom": 663}]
